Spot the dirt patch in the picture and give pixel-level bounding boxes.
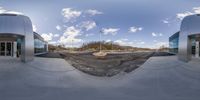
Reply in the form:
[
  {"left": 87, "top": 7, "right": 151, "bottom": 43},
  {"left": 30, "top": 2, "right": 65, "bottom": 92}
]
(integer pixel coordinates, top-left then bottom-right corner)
[
  {"left": 60, "top": 52, "right": 155, "bottom": 77},
  {"left": 36, "top": 52, "right": 63, "bottom": 58}
]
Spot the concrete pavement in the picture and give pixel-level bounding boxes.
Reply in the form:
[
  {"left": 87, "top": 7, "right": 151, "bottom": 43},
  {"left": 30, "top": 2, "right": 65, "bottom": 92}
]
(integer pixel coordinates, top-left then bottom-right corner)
[{"left": 0, "top": 56, "right": 199, "bottom": 100}]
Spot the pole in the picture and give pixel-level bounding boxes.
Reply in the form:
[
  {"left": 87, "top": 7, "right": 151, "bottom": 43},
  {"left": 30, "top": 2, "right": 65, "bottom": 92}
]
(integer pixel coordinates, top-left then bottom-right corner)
[
  {"left": 111, "top": 41, "right": 113, "bottom": 52},
  {"left": 100, "top": 30, "right": 102, "bottom": 52}
]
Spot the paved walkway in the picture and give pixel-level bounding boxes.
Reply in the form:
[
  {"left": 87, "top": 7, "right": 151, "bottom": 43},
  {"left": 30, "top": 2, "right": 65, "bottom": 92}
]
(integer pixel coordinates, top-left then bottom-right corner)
[{"left": 0, "top": 56, "right": 199, "bottom": 100}]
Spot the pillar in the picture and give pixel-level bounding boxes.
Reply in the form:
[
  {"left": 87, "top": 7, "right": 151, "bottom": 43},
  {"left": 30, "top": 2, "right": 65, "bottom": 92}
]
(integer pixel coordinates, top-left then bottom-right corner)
[
  {"left": 13, "top": 42, "right": 17, "bottom": 58},
  {"left": 195, "top": 41, "right": 199, "bottom": 58}
]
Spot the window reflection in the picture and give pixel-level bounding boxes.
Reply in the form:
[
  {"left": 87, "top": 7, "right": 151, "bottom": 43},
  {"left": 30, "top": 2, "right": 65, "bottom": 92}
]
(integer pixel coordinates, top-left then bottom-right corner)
[
  {"left": 34, "top": 39, "right": 47, "bottom": 54},
  {"left": 169, "top": 32, "right": 179, "bottom": 54}
]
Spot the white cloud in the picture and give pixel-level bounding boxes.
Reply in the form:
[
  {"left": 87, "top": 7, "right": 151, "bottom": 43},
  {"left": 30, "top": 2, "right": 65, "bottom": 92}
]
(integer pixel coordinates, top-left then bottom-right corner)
[
  {"left": 32, "top": 24, "right": 37, "bottom": 32},
  {"left": 152, "top": 32, "right": 157, "bottom": 37},
  {"left": 54, "top": 34, "right": 60, "bottom": 37},
  {"left": 58, "top": 26, "right": 82, "bottom": 47},
  {"left": 85, "top": 33, "right": 94, "bottom": 37},
  {"left": 114, "top": 39, "right": 145, "bottom": 47},
  {"left": 0, "top": 7, "right": 6, "bottom": 13},
  {"left": 153, "top": 40, "right": 158, "bottom": 42},
  {"left": 85, "top": 9, "right": 103, "bottom": 16},
  {"left": 101, "top": 28, "right": 120, "bottom": 35},
  {"left": 177, "top": 11, "right": 193, "bottom": 20},
  {"left": 193, "top": 7, "right": 200, "bottom": 13},
  {"left": 162, "top": 20, "right": 169, "bottom": 24},
  {"left": 41, "top": 33, "right": 60, "bottom": 41},
  {"left": 138, "top": 41, "right": 145, "bottom": 45},
  {"left": 129, "top": 27, "right": 143, "bottom": 33},
  {"left": 56, "top": 25, "right": 61, "bottom": 31},
  {"left": 48, "top": 41, "right": 57, "bottom": 45},
  {"left": 62, "top": 8, "right": 82, "bottom": 22},
  {"left": 58, "top": 36, "right": 82, "bottom": 47},
  {"left": 63, "top": 26, "right": 81, "bottom": 37},
  {"left": 106, "top": 39, "right": 112, "bottom": 42},
  {"left": 153, "top": 42, "right": 169, "bottom": 49},
  {"left": 41, "top": 33, "right": 53, "bottom": 41},
  {"left": 114, "top": 39, "right": 134, "bottom": 46},
  {"left": 0, "top": 7, "right": 23, "bottom": 15},
  {"left": 80, "top": 21, "right": 96, "bottom": 31},
  {"left": 159, "top": 33, "right": 163, "bottom": 36},
  {"left": 152, "top": 32, "right": 163, "bottom": 37},
  {"left": 176, "top": 7, "right": 200, "bottom": 20}
]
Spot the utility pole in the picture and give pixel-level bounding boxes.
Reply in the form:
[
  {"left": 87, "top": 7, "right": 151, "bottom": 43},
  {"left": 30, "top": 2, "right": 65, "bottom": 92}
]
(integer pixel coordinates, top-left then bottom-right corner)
[
  {"left": 100, "top": 30, "right": 102, "bottom": 52},
  {"left": 111, "top": 41, "right": 113, "bottom": 52},
  {"left": 71, "top": 39, "right": 73, "bottom": 52}
]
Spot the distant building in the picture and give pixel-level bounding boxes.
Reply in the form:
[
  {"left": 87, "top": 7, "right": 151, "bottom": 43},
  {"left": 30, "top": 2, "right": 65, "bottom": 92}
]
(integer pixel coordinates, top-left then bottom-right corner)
[
  {"left": 0, "top": 13, "right": 48, "bottom": 62},
  {"left": 169, "top": 14, "right": 200, "bottom": 62}
]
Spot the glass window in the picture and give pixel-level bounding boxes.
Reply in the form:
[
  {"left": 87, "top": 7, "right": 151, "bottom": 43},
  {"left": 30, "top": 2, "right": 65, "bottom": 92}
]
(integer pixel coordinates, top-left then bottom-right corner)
[
  {"left": 34, "top": 39, "right": 47, "bottom": 54},
  {"left": 169, "top": 32, "right": 179, "bottom": 54}
]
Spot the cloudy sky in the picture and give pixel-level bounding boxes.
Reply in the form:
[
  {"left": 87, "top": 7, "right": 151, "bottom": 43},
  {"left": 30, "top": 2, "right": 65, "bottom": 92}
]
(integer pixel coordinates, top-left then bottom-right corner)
[{"left": 0, "top": 0, "right": 199, "bottom": 48}]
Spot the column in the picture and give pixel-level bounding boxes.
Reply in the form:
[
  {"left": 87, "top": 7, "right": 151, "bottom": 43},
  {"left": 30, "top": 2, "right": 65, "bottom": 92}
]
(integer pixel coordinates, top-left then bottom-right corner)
[
  {"left": 13, "top": 42, "right": 17, "bottom": 58},
  {"left": 195, "top": 41, "right": 199, "bottom": 58}
]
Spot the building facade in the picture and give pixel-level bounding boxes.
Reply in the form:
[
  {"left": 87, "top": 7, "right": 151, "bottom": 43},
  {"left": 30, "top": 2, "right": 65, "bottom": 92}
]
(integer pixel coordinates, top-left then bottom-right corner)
[
  {"left": 169, "top": 31, "right": 179, "bottom": 54},
  {"left": 169, "top": 14, "right": 200, "bottom": 62},
  {"left": 0, "top": 13, "right": 48, "bottom": 62}
]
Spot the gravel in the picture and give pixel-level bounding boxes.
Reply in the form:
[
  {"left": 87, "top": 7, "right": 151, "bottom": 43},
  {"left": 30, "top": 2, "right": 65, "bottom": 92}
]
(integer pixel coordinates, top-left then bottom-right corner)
[
  {"left": 37, "top": 51, "right": 174, "bottom": 77},
  {"left": 61, "top": 52, "right": 154, "bottom": 77}
]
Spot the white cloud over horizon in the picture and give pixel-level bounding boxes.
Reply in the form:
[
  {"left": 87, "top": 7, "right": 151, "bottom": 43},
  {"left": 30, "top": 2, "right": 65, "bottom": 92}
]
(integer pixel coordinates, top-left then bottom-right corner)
[
  {"left": 153, "top": 41, "right": 169, "bottom": 49},
  {"left": 41, "top": 33, "right": 53, "bottom": 41},
  {"left": 114, "top": 39, "right": 145, "bottom": 47},
  {"left": 58, "top": 26, "right": 82, "bottom": 47},
  {"left": 41, "top": 33, "right": 60, "bottom": 42}
]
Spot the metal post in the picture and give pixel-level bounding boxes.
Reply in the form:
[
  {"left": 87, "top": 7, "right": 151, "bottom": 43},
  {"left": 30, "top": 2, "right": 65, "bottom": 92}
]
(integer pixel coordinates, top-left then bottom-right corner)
[
  {"left": 195, "top": 41, "right": 199, "bottom": 58},
  {"left": 100, "top": 30, "right": 102, "bottom": 52},
  {"left": 13, "top": 41, "right": 17, "bottom": 58}
]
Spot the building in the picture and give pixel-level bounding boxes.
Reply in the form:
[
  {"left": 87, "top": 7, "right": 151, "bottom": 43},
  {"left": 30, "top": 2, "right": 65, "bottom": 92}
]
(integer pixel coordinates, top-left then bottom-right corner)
[
  {"left": 0, "top": 13, "right": 48, "bottom": 62},
  {"left": 169, "top": 31, "right": 179, "bottom": 54},
  {"left": 169, "top": 14, "right": 200, "bottom": 62}
]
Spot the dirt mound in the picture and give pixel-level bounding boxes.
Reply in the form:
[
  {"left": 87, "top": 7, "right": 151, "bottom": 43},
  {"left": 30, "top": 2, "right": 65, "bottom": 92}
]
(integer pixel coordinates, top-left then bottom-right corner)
[{"left": 61, "top": 52, "right": 154, "bottom": 77}]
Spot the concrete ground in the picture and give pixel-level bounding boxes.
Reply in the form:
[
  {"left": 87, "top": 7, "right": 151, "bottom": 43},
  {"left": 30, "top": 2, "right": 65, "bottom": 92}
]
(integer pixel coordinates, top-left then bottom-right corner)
[{"left": 0, "top": 56, "right": 199, "bottom": 100}]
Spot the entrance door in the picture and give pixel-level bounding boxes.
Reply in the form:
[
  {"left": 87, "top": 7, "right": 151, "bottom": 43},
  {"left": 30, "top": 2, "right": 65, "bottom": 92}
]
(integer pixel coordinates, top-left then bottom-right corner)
[
  {"left": 0, "top": 42, "right": 13, "bottom": 56},
  {"left": 0, "top": 42, "right": 5, "bottom": 56},
  {"left": 6, "top": 42, "right": 12, "bottom": 56}
]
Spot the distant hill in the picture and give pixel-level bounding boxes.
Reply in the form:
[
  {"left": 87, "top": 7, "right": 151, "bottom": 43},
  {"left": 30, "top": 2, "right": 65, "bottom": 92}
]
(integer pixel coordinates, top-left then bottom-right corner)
[
  {"left": 78, "top": 41, "right": 153, "bottom": 51},
  {"left": 48, "top": 41, "right": 169, "bottom": 52}
]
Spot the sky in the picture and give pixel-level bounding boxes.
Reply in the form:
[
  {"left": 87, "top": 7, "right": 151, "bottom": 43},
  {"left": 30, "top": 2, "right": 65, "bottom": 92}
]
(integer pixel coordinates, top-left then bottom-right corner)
[{"left": 0, "top": 0, "right": 200, "bottom": 48}]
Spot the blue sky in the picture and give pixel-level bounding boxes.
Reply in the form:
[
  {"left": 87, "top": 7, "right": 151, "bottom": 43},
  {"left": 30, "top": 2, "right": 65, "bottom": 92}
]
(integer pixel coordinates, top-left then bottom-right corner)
[{"left": 0, "top": 0, "right": 200, "bottom": 48}]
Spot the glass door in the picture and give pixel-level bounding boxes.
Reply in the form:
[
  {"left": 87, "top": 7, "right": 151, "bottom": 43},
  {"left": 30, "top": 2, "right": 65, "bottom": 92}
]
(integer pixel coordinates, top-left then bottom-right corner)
[
  {"left": 0, "top": 42, "right": 5, "bottom": 56},
  {"left": 0, "top": 42, "right": 13, "bottom": 56},
  {"left": 6, "top": 42, "right": 12, "bottom": 56}
]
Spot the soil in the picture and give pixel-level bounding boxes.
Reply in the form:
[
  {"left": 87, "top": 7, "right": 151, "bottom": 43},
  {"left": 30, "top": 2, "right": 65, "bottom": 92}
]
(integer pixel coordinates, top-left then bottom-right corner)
[
  {"left": 59, "top": 52, "right": 174, "bottom": 77},
  {"left": 37, "top": 51, "right": 174, "bottom": 77}
]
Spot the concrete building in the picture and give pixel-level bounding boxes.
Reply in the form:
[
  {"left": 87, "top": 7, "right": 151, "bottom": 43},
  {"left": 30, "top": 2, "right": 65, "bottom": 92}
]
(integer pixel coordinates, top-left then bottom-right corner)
[
  {"left": 169, "top": 14, "right": 200, "bottom": 62},
  {"left": 0, "top": 13, "right": 48, "bottom": 62}
]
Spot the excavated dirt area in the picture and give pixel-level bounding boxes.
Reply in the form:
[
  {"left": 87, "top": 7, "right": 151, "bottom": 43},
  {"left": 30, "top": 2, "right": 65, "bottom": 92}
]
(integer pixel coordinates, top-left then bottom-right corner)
[{"left": 58, "top": 52, "right": 173, "bottom": 77}]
